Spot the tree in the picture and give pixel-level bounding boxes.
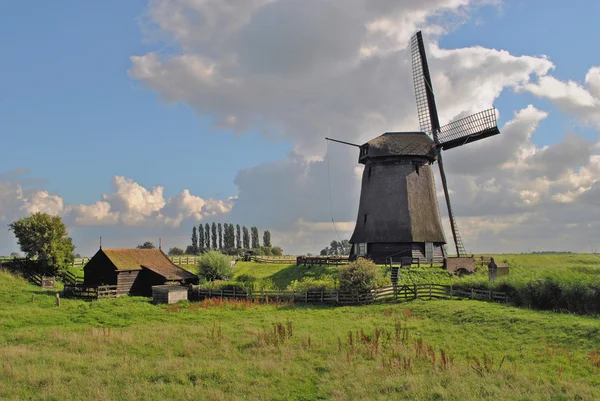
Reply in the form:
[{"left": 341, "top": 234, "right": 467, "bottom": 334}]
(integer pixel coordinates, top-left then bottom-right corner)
[
  {"left": 9, "top": 212, "right": 75, "bottom": 272},
  {"left": 338, "top": 258, "right": 381, "bottom": 293},
  {"left": 242, "top": 226, "right": 250, "bottom": 248},
  {"left": 224, "top": 223, "right": 235, "bottom": 250},
  {"left": 218, "top": 223, "right": 223, "bottom": 250},
  {"left": 271, "top": 246, "right": 283, "bottom": 256},
  {"left": 197, "top": 251, "right": 233, "bottom": 281},
  {"left": 263, "top": 230, "right": 272, "bottom": 247},
  {"left": 137, "top": 242, "right": 155, "bottom": 249},
  {"left": 190, "top": 226, "right": 199, "bottom": 255},
  {"left": 211, "top": 223, "right": 217, "bottom": 249},
  {"left": 205, "top": 223, "right": 211, "bottom": 250},
  {"left": 198, "top": 224, "right": 205, "bottom": 253},
  {"left": 320, "top": 239, "right": 350, "bottom": 256},
  {"left": 168, "top": 247, "right": 184, "bottom": 256},
  {"left": 236, "top": 224, "right": 241, "bottom": 249},
  {"left": 10, "top": 252, "right": 20, "bottom": 258},
  {"left": 251, "top": 226, "right": 259, "bottom": 249},
  {"left": 185, "top": 245, "right": 196, "bottom": 255}
]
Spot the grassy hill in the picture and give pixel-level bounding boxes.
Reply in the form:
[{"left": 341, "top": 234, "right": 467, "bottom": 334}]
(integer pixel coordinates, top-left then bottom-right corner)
[{"left": 2, "top": 269, "right": 600, "bottom": 400}]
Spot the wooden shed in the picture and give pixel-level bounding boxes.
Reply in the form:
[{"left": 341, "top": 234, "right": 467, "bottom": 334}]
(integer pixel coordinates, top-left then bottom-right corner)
[
  {"left": 152, "top": 285, "right": 188, "bottom": 304},
  {"left": 83, "top": 248, "right": 198, "bottom": 296}
]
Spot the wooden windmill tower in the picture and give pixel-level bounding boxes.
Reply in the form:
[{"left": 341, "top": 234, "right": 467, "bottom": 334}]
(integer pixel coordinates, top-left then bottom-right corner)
[{"left": 327, "top": 31, "right": 500, "bottom": 264}]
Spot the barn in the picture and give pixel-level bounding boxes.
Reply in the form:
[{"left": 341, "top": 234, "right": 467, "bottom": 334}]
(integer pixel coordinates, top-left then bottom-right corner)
[{"left": 83, "top": 248, "right": 198, "bottom": 296}]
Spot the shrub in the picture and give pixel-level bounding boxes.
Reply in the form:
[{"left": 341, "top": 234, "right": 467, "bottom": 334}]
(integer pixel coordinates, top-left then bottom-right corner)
[
  {"left": 197, "top": 251, "right": 233, "bottom": 281},
  {"left": 271, "top": 247, "right": 283, "bottom": 256},
  {"left": 338, "top": 258, "right": 381, "bottom": 293}
]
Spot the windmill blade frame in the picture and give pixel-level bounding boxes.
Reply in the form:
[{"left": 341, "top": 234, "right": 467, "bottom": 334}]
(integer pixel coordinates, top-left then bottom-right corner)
[
  {"left": 436, "top": 108, "right": 501, "bottom": 151},
  {"left": 411, "top": 30, "right": 466, "bottom": 257}
]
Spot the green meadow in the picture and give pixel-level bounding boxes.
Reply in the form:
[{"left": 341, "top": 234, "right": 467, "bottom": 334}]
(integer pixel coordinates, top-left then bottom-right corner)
[{"left": 2, "top": 259, "right": 600, "bottom": 400}]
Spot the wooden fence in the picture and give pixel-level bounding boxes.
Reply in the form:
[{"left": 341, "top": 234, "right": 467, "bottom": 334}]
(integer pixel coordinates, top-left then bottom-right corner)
[
  {"left": 296, "top": 256, "right": 350, "bottom": 267},
  {"left": 251, "top": 256, "right": 297, "bottom": 264},
  {"left": 189, "top": 284, "right": 509, "bottom": 305},
  {"left": 63, "top": 284, "right": 118, "bottom": 299}
]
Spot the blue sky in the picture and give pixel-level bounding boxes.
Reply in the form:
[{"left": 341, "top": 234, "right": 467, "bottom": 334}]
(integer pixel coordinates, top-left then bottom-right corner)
[
  {"left": 0, "top": 1, "right": 292, "bottom": 203},
  {"left": 1, "top": 0, "right": 599, "bottom": 255}
]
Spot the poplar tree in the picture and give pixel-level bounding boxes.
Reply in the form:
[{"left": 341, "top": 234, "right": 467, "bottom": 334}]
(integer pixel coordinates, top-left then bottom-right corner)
[
  {"left": 242, "top": 226, "right": 250, "bottom": 249},
  {"left": 236, "top": 224, "right": 241, "bottom": 249},
  {"left": 218, "top": 223, "right": 223, "bottom": 250},
  {"left": 211, "top": 223, "right": 217, "bottom": 249},
  {"left": 205, "top": 223, "right": 211, "bottom": 250},
  {"left": 198, "top": 224, "right": 205, "bottom": 253},
  {"left": 251, "top": 226, "right": 259, "bottom": 249},
  {"left": 263, "top": 230, "right": 271, "bottom": 247},
  {"left": 191, "top": 226, "right": 199, "bottom": 255}
]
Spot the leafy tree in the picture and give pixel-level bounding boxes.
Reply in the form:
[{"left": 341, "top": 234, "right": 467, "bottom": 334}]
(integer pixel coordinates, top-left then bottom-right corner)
[
  {"left": 10, "top": 252, "right": 20, "bottom": 258},
  {"left": 236, "top": 224, "right": 241, "bottom": 249},
  {"left": 338, "top": 258, "right": 381, "bottom": 293},
  {"left": 242, "top": 226, "right": 250, "bottom": 248},
  {"left": 211, "top": 223, "right": 217, "bottom": 249},
  {"left": 190, "top": 226, "right": 199, "bottom": 255},
  {"left": 9, "top": 212, "right": 75, "bottom": 272},
  {"left": 224, "top": 223, "right": 235, "bottom": 250},
  {"left": 320, "top": 239, "right": 350, "bottom": 255},
  {"left": 198, "top": 224, "right": 205, "bottom": 253},
  {"left": 197, "top": 250, "right": 233, "bottom": 281},
  {"left": 271, "top": 246, "right": 283, "bottom": 256},
  {"left": 218, "top": 223, "right": 223, "bottom": 250},
  {"left": 137, "top": 241, "right": 155, "bottom": 249},
  {"left": 205, "top": 223, "right": 211, "bottom": 250},
  {"left": 74, "top": 253, "right": 82, "bottom": 258},
  {"left": 168, "top": 247, "right": 185, "bottom": 256},
  {"left": 185, "top": 245, "right": 196, "bottom": 255},
  {"left": 251, "top": 226, "right": 259, "bottom": 249},
  {"left": 263, "top": 230, "right": 272, "bottom": 247}
]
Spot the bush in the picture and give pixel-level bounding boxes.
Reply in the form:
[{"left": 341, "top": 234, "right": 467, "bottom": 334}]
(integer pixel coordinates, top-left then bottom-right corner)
[
  {"left": 197, "top": 251, "right": 233, "bottom": 281},
  {"left": 338, "top": 258, "right": 381, "bottom": 293},
  {"left": 271, "top": 247, "right": 283, "bottom": 256}
]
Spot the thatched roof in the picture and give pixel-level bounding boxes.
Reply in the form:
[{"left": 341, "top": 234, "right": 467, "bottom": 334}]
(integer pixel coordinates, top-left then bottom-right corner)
[
  {"left": 360, "top": 132, "right": 437, "bottom": 164},
  {"left": 350, "top": 161, "right": 446, "bottom": 244},
  {"left": 101, "top": 248, "right": 197, "bottom": 281}
]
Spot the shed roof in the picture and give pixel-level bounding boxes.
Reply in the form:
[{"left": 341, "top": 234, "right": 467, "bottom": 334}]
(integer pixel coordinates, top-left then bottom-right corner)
[
  {"left": 361, "top": 132, "right": 437, "bottom": 162},
  {"left": 101, "top": 248, "right": 197, "bottom": 281}
]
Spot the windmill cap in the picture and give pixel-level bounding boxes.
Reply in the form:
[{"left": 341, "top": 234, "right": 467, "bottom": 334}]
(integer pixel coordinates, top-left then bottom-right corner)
[{"left": 361, "top": 131, "right": 437, "bottom": 161}]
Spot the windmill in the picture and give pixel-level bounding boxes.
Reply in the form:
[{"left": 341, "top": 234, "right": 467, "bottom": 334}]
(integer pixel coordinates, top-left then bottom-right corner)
[{"left": 326, "top": 31, "right": 500, "bottom": 264}]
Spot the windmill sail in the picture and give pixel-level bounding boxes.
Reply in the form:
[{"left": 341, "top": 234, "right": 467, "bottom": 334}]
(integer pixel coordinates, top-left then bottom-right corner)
[
  {"left": 436, "top": 108, "right": 500, "bottom": 151},
  {"left": 411, "top": 30, "right": 466, "bottom": 257}
]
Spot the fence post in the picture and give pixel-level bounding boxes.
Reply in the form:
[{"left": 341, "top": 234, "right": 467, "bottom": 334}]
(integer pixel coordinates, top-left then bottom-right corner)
[
  {"left": 429, "top": 284, "right": 432, "bottom": 300},
  {"left": 233, "top": 288, "right": 236, "bottom": 299},
  {"left": 305, "top": 292, "right": 308, "bottom": 303},
  {"left": 336, "top": 290, "right": 339, "bottom": 304},
  {"left": 488, "top": 289, "right": 492, "bottom": 301},
  {"left": 450, "top": 285, "right": 453, "bottom": 298},
  {"left": 471, "top": 288, "right": 474, "bottom": 299},
  {"left": 320, "top": 291, "right": 324, "bottom": 303},
  {"left": 55, "top": 293, "right": 61, "bottom": 307},
  {"left": 414, "top": 284, "right": 418, "bottom": 299}
]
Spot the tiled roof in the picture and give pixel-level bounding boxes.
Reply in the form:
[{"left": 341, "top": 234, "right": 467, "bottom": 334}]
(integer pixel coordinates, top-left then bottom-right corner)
[{"left": 102, "top": 248, "right": 197, "bottom": 281}]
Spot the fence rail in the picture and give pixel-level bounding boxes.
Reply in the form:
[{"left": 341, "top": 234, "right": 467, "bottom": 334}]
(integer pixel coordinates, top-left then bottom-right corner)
[
  {"left": 63, "top": 284, "right": 118, "bottom": 299},
  {"left": 189, "top": 284, "right": 508, "bottom": 305}
]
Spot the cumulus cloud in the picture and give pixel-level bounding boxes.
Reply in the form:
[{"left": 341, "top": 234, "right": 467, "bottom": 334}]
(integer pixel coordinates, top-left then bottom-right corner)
[{"left": 0, "top": 173, "right": 232, "bottom": 255}]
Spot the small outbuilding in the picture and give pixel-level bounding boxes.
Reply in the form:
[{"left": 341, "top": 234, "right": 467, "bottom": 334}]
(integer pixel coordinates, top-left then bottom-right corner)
[
  {"left": 83, "top": 248, "right": 198, "bottom": 296},
  {"left": 152, "top": 285, "right": 188, "bottom": 304}
]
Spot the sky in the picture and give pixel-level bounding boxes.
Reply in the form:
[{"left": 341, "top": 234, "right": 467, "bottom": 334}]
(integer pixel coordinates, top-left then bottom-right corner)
[{"left": 1, "top": 0, "right": 599, "bottom": 256}]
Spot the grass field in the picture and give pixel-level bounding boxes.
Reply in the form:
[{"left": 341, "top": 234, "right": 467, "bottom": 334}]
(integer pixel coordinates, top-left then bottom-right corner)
[{"left": 2, "top": 269, "right": 600, "bottom": 400}]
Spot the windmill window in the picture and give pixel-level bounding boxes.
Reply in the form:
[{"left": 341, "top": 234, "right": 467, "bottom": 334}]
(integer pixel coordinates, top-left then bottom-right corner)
[
  {"left": 368, "top": 166, "right": 372, "bottom": 178},
  {"left": 357, "top": 243, "right": 367, "bottom": 256},
  {"left": 364, "top": 214, "right": 368, "bottom": 224}
]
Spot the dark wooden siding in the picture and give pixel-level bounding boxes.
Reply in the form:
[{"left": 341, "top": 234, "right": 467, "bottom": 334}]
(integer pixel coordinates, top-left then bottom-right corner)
[
  {"left": 83, "top": 251, "right": 117, "bottom": 286},
  {"left": 131, "top": 268, "right": 170, "bottom": 297},
  {"left": 411, "top": 243, "right": 445, "bottom": 263},
  {"left": 116, "top": 271, "right": 140, "bottom": 295}
]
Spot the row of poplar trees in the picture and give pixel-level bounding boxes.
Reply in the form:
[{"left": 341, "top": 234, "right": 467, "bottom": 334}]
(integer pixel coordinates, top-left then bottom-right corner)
[{"left": 188, "top": 223, "right": 272, "bottom": 255}]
